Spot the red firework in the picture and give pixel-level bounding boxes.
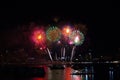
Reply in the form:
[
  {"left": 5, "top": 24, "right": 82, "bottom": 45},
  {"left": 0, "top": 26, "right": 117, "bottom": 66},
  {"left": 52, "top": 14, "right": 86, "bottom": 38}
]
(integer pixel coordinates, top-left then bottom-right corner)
[{"left": 31, "top": 28, "right": 46, "bottom": 48}]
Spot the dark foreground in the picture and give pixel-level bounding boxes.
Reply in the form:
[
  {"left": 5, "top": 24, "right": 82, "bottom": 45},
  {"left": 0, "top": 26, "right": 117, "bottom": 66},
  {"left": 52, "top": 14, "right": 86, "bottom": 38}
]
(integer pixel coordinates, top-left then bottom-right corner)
[{"left": 0, "top": 63, "right": 120, "bottom": 80}]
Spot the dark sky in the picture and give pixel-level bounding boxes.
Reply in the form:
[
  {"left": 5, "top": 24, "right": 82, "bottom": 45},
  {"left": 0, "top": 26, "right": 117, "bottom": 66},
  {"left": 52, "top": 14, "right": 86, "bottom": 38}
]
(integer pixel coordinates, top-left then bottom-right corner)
[{"left": 0, "top": 1, "right": 119, "bottom": 56}]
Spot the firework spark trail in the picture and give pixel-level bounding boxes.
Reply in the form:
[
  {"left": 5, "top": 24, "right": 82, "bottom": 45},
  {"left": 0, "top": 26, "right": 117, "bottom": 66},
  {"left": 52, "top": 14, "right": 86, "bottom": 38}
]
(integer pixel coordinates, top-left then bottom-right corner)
[
  {"left": 61, "top": 47, "right": 66, "bottom": 61},
  {"left": 63, "top": 47, "right": 65, "bottom": 60},
  {"left": 47, "top": 48, "right": 53, "bottom": 61},
  {"left": 70, "top": 46, "right": 76, "bottom": 62},
  {"left": 61, "top": 47, "right": 63, "bottom": 60}
]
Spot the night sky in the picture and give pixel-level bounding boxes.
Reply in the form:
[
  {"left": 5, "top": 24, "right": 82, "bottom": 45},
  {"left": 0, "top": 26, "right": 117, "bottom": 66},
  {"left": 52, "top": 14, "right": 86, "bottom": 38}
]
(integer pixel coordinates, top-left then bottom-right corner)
[{"left": 0, "top": 1, "right": 119, "bottom": 56}]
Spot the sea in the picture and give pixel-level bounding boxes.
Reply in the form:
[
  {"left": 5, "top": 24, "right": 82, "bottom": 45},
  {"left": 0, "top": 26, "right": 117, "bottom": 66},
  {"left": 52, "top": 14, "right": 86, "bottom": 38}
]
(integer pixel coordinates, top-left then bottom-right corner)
[{"left": 0, "top": 64, "right": 120, "bottom": 80}]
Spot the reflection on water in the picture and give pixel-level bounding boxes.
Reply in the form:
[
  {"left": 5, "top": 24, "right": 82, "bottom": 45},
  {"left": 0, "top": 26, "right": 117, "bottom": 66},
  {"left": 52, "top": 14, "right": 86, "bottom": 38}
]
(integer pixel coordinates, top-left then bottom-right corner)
[
  {"left": 64, "top": 67, "right": 72, "bottom": 80},
  {"left": 71, "top": 74, "right": 94, "bottom": 80},
  {"left": 48, "top": 69, "right": 64, "bottom": 80},
  {"left": 32, "top": 78, "right": 46, "bottom": 80},
  {"left": 1, "top": 65, "right": 119, "bottom": 80},
  {"left": 31, "top": 65, "right": 120, "bottom": 80},
  {"left": 32, "top": 67, "right": 94, "bottom": 80},
  {"left": 109, "top": 67, "right": 114, "bottom": 80}
]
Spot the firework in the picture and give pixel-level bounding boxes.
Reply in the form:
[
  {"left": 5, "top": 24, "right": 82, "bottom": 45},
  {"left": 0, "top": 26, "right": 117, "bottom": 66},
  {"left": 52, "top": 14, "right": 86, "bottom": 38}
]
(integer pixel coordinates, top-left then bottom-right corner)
[
  {"left": 62, "top": 25, "right": 72, "bottom": 37},
  {"left": 46, "top": 26, "right": 61, "bottom": 42},
  {"left": 31, "top": 28, "right": 46, "bottom": 48},
  {"left": 30, "top": 23, "right": 86, "bottom": 62},
  {"left": 69, "top": 30, "right": 85, "bottom": 46}
]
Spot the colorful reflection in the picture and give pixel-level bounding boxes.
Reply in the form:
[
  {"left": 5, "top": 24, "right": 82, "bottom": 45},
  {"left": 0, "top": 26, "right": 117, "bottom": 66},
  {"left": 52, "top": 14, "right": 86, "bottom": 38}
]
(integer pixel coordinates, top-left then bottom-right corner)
[
  {"left": 32, "top": 77, "right": 46, "bottom": 80},
  {"left": 64, "top": 67, "right": 72, "bottom": 80},
  {"left": 72, "top": 75, "right": 82, "bottom": 80},
  {"left": 31, "top": 67, "right": 94, "bottom": 80}
]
